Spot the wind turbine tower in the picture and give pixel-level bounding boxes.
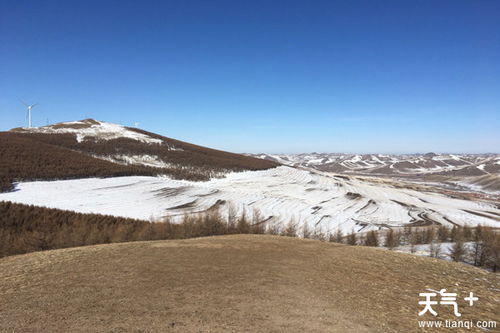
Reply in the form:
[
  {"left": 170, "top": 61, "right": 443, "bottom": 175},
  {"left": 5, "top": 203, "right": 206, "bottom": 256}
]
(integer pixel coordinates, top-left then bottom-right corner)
[{"left": 21, "top": 101, "right": 37, "bottom": 128}]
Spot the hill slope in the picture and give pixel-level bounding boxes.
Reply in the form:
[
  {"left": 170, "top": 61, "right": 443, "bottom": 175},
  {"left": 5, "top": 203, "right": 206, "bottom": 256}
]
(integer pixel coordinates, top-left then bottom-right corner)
[
  {"left": 1, "top": 119, "right": 277, "bottom": 191},
  {"left": 2, "top": 166, "right": 499, "bottom": 230},
  {"left": 0, "top": 235, "right": 498, "bottom": 332},
  {"left": 0, "top": 132, "right": 158, "bottom": 191}
]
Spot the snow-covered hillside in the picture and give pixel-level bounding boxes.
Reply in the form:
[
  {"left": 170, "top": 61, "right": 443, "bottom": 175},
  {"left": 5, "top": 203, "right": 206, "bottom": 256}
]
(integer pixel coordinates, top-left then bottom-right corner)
[
  {"left": 249, "top": 153, "right": 500, "bottom": 176},
  {"left": 1, "top": 166, "right": 498, "bottom": 234},
  {"left": 4, "top": 119, "right": 277, "bottom": 183},
  {"left": 14, "top": 119, "right": 164, "bottom": 144}
]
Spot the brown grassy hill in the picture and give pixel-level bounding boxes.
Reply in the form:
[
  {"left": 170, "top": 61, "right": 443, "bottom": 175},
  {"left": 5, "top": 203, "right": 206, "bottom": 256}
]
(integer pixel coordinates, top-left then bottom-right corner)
[
  {"left": 1, "top": 120, "right": 278, "bottom": 191},
  {"left": 0, "top": 133, "right": 156, "bottom": 192},
  {"left": 466, "top": 174, "right": 500, "bottom": 192},
  {"left": 437, "top": 166, "right": 487, "bottom": 177},
  {"left": 126, "top": 126, "right": 279, "bottom": 171},
  {"left": 0, "top": 235, "right": 498, "bottom": 332}
]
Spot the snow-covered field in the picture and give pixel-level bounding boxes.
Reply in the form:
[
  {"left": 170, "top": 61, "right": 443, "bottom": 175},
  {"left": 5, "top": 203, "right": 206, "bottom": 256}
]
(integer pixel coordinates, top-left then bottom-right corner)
[
  {"left": 1, "top": 166, "right": 499, "bottom": 233},
  {"left": 391, "top": 242, "right": 463, "bottom": 260}
]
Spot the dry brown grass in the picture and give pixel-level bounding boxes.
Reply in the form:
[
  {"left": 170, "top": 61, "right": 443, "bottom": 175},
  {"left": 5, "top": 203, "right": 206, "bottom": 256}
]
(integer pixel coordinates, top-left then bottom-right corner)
[{"left": 0, "top": 235, "right": 498, "bottom": 332}]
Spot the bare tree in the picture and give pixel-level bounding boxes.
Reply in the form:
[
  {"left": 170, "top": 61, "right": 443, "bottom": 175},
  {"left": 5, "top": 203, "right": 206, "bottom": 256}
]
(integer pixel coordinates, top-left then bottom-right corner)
[
  {"left": 438, "top": 225, "right": 449, "bottom": 242},
  {"left": 471, "top": 225, "right": 485, "bottom": 266},
  {"left": 429, "top": 240, "right": 442, "bottom": 258},
  {"left": 250, "top": 209, "right": 266, "bottom": 234},
  {"left": 449, "top": 228, "right": 466, "bottom": 262},
  {"left": 346, "top": 230, "right": 357, "bottom": 245},
  {"left": 482, "top": 228, "right": 500, "bottom": 272},
  {"left": 403, "top": 226, "right": 412, "bottom": 244},
  {"left": 424, "top": 227, "right": 436, "bottom": 244},
  {"left": 409, "top": 232, "right": 418, "bottom": 254},
  {"left": 450, "top": 226, "right": 459, "bottom": 242},
  {"left": 463, "top": 226, "right": 473, "bottom": 241},
  {"left": 236, "top": 213, "right": 250, "bottom": 234},
  {"left": 312, "top": 227, "right": 326, "bottom": 241},
  {"left": 266, "top": 221, "right": 281, "bottom": 235},
  {"left": 385, "top": 229, "right": 398, "bottom": 250},
  {"left": 282, "top": 220, "right": 297, "bottom": 237},
  {"left": 334, "top": 229, "right": 344, "bottom": 243},
  {"left": 364, "top": 230, "right": 379, "bottom": 247},
  {"left": 302, "top": 223, "right": 311, "bottom": 239},
  {"left": 226, "top": 204, "right": 237, "bottom": 234}
]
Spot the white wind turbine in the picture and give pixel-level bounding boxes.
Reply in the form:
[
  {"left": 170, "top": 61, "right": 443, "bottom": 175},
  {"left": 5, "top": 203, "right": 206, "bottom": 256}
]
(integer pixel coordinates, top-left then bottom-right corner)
[{"left": 20, "top": 100, "right": 37, "bottom": 128}]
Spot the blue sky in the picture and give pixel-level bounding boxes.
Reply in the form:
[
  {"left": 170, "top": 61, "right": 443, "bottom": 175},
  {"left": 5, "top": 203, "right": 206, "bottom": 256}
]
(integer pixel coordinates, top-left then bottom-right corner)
[{"left": 1, "top": 0, "right": 499, "bottom": 153}]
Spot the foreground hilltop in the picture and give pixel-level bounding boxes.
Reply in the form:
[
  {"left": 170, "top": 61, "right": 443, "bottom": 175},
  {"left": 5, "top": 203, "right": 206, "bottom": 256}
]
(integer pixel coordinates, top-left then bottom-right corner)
[
  {"left": 0, "top": 119, "right": 278, "bottom": 191},
  {"left": 0, "top": 235, "right": 498, "bottom": 332}
]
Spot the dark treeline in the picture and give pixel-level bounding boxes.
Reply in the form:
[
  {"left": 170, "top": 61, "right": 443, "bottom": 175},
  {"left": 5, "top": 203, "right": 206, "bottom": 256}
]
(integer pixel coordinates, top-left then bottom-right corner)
[
  {"left": 0, "top": 132, "right": 278, "bottom": 192},
  {"left": 331, "top": 226, "right": 500, "bottom": 272},
  {"left": 1, "top": 133, "right": 152, "bottom": 192},
  {"left": 0, "top": 201, "right": 267, "bottom": 258},
  {"left": 2, "top": 200, "right": 498, "bottom": 272}
]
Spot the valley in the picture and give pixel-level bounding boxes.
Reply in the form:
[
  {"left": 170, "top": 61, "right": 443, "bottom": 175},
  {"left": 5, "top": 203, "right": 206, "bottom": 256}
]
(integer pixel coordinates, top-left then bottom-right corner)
[{"left": 2, "top": 120, "right": 498, "bottom": 235}]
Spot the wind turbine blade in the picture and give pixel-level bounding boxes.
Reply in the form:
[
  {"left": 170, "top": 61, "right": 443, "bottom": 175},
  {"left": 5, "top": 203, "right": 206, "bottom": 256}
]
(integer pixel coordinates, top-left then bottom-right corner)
[
  {"left": 20, "top": 99, "right": 29, "bottom": 107},
  {"left": 31, "top": 103, "right": 38, "bottom": 108}
]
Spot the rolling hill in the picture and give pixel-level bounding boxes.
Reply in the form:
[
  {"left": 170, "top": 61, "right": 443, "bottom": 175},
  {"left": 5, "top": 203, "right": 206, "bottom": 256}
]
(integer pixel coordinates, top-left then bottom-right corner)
[
  {"left": 249, "top": 153, "right": 500, "bottom": 177},
  {"left": 1, "top": 119, "right": 278, "bottom": 191},
  {"left": 0, "top": 235, "right": 498, "bottom": 332},
  {"left": 248, "top": 153, "right": 500, "bottom": 197}
]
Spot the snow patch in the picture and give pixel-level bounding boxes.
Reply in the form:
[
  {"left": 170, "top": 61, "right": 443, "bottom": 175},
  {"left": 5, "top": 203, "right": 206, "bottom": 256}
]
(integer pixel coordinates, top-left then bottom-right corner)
[
  {"left": 94, "top": 154, "right": 174, "bottom": 169},
  {"left": 23, "top": 120, "right": 164, "bottom": 144}
]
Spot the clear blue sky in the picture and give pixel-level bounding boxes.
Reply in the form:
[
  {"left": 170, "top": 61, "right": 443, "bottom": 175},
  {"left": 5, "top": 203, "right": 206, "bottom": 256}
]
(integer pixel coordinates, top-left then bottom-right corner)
[{"left": 1, "top": 0, "right": 499, "bottom": 153}]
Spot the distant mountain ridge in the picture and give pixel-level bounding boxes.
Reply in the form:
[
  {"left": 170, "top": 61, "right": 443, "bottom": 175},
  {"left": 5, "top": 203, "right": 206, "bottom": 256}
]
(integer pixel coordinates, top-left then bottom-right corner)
[{"left": 247, "top": 152, "right": 500, "bottom": 177}]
